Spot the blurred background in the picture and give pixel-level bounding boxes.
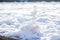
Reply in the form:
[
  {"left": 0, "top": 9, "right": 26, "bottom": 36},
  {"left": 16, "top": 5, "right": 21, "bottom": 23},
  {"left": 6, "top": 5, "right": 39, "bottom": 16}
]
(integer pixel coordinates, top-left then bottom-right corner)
[{"left": 0, "top": 0, "right": 60, "bottom": 2}]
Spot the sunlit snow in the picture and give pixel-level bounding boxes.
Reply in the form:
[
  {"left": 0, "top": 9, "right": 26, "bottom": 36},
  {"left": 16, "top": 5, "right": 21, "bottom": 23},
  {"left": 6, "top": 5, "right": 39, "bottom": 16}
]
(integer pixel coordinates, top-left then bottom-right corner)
[{"left": 0, "top": 2, "right": 60, "bottom": 40}]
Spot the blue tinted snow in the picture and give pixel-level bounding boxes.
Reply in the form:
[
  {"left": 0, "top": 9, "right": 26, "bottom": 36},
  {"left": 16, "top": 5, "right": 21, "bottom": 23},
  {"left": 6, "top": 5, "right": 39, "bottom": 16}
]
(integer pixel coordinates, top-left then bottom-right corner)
[
  {"left": 55, "top": 21, "right": 60, "bottom": 25},
  {"left": 51, "top": 35, "right": 60, "bottom": 40},
  {"left": 4, "top": 20, "right": 14, "bottom": 25},
  {"left": 17, "top": 18, "right": 31, "bottom": 23},
  {"left": 14, "top": 25, "right": 41, "bottom": 40},
  {"left": 37, "top": 18, "right": 49, "bottom": 24}
]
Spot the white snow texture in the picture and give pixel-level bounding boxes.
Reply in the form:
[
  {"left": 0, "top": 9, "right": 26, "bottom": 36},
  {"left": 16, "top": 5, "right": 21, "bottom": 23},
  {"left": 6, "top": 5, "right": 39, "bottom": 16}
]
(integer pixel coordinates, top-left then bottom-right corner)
[{"left": 0, "top": 2, "right": 60, "bottom": 40}]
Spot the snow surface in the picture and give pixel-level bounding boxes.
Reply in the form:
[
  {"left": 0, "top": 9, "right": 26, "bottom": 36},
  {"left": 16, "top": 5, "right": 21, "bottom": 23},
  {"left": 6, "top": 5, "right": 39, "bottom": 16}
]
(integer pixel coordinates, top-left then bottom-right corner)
[{"left": 0, "top": 2, "right": 60, "bottom": 40}]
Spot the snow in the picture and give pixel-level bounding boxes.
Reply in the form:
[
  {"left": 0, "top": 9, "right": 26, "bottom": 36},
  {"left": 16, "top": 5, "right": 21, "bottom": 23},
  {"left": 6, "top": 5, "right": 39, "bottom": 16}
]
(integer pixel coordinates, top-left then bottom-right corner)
[{"left": 0, "top": 2, "right": 60, "bottom": 40}]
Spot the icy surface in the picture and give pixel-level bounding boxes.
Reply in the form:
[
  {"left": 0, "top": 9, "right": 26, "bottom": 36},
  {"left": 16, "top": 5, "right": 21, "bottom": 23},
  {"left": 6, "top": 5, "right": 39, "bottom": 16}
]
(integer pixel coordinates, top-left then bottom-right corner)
[{"left": 0, "top": 2, "right": 60, "bottom": 40}]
